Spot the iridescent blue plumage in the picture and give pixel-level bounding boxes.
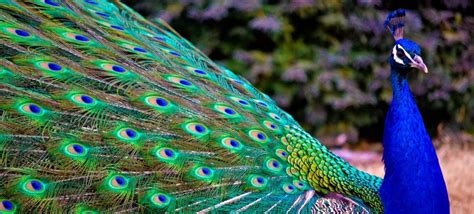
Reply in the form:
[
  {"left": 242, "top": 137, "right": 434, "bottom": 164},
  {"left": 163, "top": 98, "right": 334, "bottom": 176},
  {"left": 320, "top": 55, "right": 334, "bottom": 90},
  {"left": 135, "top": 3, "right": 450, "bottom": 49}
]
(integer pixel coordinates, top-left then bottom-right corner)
[{"left": 380, "top": 9, "right": 449, "bottom": 214}]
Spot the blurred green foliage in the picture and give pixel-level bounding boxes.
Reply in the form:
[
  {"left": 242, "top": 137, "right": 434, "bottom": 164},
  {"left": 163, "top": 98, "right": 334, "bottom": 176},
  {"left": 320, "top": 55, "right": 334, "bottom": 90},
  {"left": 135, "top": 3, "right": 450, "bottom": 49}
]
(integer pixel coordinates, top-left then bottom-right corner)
[{"left": 126, "top": 0, "right": 474, "bottom": 143}]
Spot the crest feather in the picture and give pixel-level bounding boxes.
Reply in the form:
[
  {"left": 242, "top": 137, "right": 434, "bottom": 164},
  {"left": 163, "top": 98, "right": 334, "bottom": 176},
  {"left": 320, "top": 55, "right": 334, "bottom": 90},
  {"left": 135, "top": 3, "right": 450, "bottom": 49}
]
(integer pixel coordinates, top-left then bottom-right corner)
[{"left": 384, "top": 9, "right": 405, "bottom": 40}]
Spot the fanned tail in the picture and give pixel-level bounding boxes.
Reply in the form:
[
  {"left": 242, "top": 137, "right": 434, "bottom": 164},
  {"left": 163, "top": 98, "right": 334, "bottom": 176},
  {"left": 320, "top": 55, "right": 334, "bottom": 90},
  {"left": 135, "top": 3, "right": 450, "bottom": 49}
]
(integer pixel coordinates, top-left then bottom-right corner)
[{"left": 0, "top": 0, "right": 381, "bottom": 213}]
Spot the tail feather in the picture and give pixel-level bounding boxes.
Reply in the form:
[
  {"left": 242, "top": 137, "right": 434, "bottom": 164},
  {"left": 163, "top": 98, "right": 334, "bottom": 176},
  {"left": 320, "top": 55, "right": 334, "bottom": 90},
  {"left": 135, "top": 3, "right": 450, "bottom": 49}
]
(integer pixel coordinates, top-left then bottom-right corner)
[{"left": 0, "top": 0, "right": 381, "bottom": 213}]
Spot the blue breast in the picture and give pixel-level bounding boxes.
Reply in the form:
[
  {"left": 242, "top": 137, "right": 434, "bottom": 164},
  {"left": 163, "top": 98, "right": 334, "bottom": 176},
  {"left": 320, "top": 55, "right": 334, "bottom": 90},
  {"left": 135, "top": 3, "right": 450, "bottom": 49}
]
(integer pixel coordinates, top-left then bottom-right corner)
[{"left": 379, "top": 70, "right": 449, "bottom": 214}]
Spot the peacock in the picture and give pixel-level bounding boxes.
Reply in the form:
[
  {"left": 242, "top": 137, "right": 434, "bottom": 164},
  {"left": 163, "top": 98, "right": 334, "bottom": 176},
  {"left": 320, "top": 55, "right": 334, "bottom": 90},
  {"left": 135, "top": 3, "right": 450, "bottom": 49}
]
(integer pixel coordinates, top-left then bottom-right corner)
[
  {"left": 380, "top": 9, "right": 449, "bottom": 214},
  {"left": 0, "top": 0, "right": 448, "bottom": 213}
]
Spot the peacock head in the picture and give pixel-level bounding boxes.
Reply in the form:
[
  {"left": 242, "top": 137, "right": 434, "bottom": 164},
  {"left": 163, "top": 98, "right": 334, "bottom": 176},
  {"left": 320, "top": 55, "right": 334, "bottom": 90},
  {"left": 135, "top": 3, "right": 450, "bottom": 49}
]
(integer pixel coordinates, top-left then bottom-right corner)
[{"left": 385, "top": 9, "right": 428, "bottom": 74}]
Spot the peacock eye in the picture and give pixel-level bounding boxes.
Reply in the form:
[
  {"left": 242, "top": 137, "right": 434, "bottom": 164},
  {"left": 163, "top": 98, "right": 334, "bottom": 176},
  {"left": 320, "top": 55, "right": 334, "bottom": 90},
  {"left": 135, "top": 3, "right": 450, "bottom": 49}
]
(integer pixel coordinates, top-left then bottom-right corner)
[{"left": 396, "top": 50, "right": 405, "bottom": 58}]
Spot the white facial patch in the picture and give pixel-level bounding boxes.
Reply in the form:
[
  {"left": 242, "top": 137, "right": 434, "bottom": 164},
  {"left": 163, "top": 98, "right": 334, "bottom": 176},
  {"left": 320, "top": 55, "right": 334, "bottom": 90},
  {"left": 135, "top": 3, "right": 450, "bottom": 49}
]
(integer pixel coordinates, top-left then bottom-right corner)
[
  {"left": 392, "top": 46, "right": 404, "bottom": 65},
  {"left": 393, "top": 44, "right": 416, "bottom": 66}
]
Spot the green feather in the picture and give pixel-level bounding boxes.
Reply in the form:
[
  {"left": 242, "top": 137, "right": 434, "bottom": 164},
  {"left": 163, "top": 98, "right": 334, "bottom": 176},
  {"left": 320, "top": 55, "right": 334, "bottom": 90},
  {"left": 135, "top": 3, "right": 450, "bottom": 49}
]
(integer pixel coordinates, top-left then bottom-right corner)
[
  {"left": 181, "top": 121, "right": 211, "bottom": 140},
  {"left": 140, "top": 94, "right": 177, "bottom": 114},
  {"left": 0, "top": 22, "right": 50, "bottom": 47},
  {"left": 73, "top": 205, "right": 99, "bottom": 214},
  {"left": 0, "top": 198, "right": 17, "bottom": 213},
  {"left": 189, "top": 164, "right": 215, "bottom": 182},
  {"left": 18, "top": 178, "right": 48, "bottom": 197},
  {"left": 141, "top": 189, "right": 173, "bottom": 209},
  {"left": 0, "top": 1, "right": 383, "bottom": 213}
]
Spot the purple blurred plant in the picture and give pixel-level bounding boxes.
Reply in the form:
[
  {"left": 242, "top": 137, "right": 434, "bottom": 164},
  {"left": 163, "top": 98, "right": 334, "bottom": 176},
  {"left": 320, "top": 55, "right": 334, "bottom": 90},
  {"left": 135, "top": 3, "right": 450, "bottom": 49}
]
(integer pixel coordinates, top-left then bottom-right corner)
[
  {"left": 187, "top": 2, "right": 230, "bottom": 21},
  {"left": 233, "top": 50, "right": 255, "bottom": 64},
  {"left": 287, "top": 0, "right": 315, "bottom": 11},
  {"left": 273, "top": 94, "right": 291, "bottom": 108},
  {"left": 202, "top": 3, "right": 229, "bottom": 20},
  {"left": 249, "top": 16, "right": 282, "bottom": 33},
  {"left": 442, "top": 0, "right": 471, "bottom": 9},
  {"left": 282, "top": 66, "right": 308, "bottom": 83},
  {"left": 356, "top": 0, "right": 381, "bottom": 7},
  {"left": 230, "top": 0, "right": 260, "bottom": 12},
  {"left": 158, "top": 11, "right": 177, "bottom": 22}
]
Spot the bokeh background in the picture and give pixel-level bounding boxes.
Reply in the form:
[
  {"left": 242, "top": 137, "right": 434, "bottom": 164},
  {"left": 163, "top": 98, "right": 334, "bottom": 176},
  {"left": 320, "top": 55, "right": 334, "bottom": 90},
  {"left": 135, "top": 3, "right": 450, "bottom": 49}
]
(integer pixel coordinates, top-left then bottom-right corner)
[{"left": 123, "top": 0, "right": 473, "bottom": 212}]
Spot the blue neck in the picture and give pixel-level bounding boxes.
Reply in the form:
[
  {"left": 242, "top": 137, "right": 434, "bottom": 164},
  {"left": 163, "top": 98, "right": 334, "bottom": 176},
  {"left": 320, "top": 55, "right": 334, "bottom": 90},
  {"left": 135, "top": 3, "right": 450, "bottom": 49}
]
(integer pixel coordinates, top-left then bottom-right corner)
[{"left": 379, "top": 68, "right": 449, "bottom": 214}]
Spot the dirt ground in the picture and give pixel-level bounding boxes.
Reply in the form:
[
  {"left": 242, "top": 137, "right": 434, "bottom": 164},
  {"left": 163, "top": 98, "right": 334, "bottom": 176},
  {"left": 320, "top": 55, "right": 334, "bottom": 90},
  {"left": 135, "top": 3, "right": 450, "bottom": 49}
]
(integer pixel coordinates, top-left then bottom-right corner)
[{"left": 334, "top": 132, "right": 474, "bottom": 213}]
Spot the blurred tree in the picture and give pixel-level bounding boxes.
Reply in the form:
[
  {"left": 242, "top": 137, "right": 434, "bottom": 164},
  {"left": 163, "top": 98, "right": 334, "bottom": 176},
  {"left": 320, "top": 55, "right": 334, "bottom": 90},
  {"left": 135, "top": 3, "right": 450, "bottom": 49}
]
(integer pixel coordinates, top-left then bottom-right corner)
[{"left": 124, "top": 0, "right": 474, "bottom": 144}]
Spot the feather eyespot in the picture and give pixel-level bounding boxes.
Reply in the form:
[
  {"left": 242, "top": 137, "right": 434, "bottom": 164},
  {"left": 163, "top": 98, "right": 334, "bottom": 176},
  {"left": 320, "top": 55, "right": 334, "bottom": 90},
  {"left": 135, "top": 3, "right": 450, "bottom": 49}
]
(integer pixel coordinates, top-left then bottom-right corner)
[
  {"left": 64, "top": 143, "right": 88, "bottom": 157},
  {"left": 121, "top": 43, "right": 148, "bottom": 53},
  {"left": 108, "top": 175, "right": 128, "bottom": 190},
  {"left": 110, "top": 25, "right": 124, "bottom": 31},
  {"left": 264, "top": 158, "right": 283, "bottom": 174},
  {"left": 122, "top": 129, "right": 137, "bottom": 138},
  {"left": 183, "top": 122, "right": 210, "bottom": 137},
  {"left": 282, "top": 183, "right": 297, "bottom": 194},
  {"left": 263, "top": 120, "right": 280, "bottom": 132},
  {"left": 99, "top": 63, "right": 127, "bottom": 73},
  {"left": 96, "top": 21, "right": 124, "bottom": 31},
  {"left": 166, "top": 76, "right": 197, "bottom": 89},
  {"left": 133, "top": 47, "right": 147, "bottom": 53},
  {"left": 151, "top": 35, "right": 166, "bottom": 41},
  {"left": 192, "top": 166, "right": 215, "bottom": 180},
  {"left": 15, "top": 29, "right": 30, "bottom": 37},
  {"left": 179, "top": 79, "right": 191, "bottom": 86},
  {"left": 6, "top": 28, "right": 31, "bottom": 37},
  {"left": 19, "top": 103, "right": 44, "bottom": 116},
  {"left": 185, "top": 66, "right": 209, "bottom": 77},
  {"left": 193, "top": 69, "right": 207, "bottom": 75},
  {"left": 143, "top": 96, "right": 176, "bottom": 114},
  {"left": 228, "top": 78, "right": 245, "bottom": 85},
  {"left": 111, "top": 65, "right": 125, "bottom": 72},
  {"left": 63, "top": 32, "right": 90, "bottom": 43},
  {"left": 254, "top": 100, "right": 269, "bottom": 108},
  {"left": 159, "top": 47, "right": 181, "bottom": 57},
  {"left": 22, "top": 179, "right": 46, "bottom": 195},
  {"left": 95, "top": 11, "right": 109, "bottom": 18},
  {"left": 213, "top": 104, "right": 240, "bottom": 118},
  {"left": 155, "top": 98, "right": 168, "bottom": 106},
  {"left": 116, "top": 127, "right": 140, "bottom": 142},
  {"left": 248, "top": 175, "right": 268, "bottom": 189},
  {"left": 220, "top": 137, "right": 243, "bottom": 151},
  {"left": 0, "top": 199, "right": 15, "bottom": 212},
  {"left": 154, "top": 147, "right": 178, "bottom": 162},
  {"left": 33, "top": 60, "right": 69, "bottom": 77},
  {"left": 229, "top": 96, "right": 251, "bottom": 107},
  {"left": 268, "top": 112, "right": 281, "bottom": 121},
  {"left": 43, "top": 0, "right": 60, "bottom": 6},
  {"left": 37, "top": 61, "right": 64, "bottom": 72},
  {"left": 71, "top": 94, "right": 97, "bottom": 107},
  {"left": 198, "top": 168, "right": 211, "bottom": 176},
  {"left": 293, "top": 180, "right": 307, "bottom": 190},
  {"left": 275, "top": 149, "right": 288, "bottom": 160},
  {"left": 150, "top": 193, "right": 171, "bottom": 207},
  {"left": 28, "top": 180, "right": 43, "bottom": 191},
  {"left": 145, "top": 96, "right": 171, "bottom": 108},
  {"left": 248, "top": 129, "right": 268, "bottom": 144},
  {"left": 84, "top": 0, "right": 99, "bottom": 5},
  {"left": 169, "top": 51, "right": 181, "bottom": 57}
]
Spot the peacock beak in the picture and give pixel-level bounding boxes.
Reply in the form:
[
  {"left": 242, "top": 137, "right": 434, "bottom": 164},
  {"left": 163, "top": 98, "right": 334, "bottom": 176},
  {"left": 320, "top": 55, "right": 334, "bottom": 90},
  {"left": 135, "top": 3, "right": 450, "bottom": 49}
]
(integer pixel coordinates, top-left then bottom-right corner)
[{"left": 410, "top": 55, "right": 428, "bottom": 74}]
